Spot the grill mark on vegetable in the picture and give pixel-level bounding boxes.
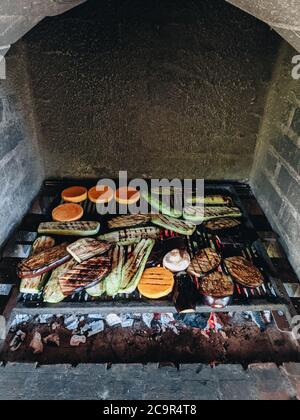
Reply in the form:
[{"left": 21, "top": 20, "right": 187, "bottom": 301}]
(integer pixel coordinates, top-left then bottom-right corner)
[{"left": 18, "top": 243, "right": 71, "bottom": 278}]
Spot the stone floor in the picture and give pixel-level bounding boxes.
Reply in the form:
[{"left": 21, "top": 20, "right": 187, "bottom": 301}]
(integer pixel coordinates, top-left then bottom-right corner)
[{"left": 0, "top": 362, "right": 299, "bottom": 400}]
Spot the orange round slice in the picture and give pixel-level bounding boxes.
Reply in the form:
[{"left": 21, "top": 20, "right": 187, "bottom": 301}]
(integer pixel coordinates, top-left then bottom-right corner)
[
  {"left": 138, "top": 267, "right": 175, "bottom": 299},
  {"left": 115, "top": 187, "right": 140, "bottom": 205},
  {"left": 88, "top": 185, "right": 114, "bottom": 204},
  {"left": 62, "top": 186, "right": 87, "bottom": 203},
  {"left": 52, "top": 203, "right": 84, "bottom": 222}
]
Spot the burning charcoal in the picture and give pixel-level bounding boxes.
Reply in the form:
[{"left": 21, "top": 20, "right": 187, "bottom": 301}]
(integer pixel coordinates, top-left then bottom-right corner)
[
  {"left": 205, "top": 313, "right": 223, "bottom": 333},
  {"left": 10, "top": 330, "right": 26, "bottom": 352},
  {"left": 167, "top": 324, "right": 180, "bottom": 335},
  {"left": 51, "top": 321, "right": 61, "bottom": 331},
  {"left": 142, "top": 313, "right": 154, "bottom": 329},
  {"left": 88, "top": 314, "right": 105, "bottom": 320},
  {"left": 43, "top": 333, "right": 60, "bottom": 347},
  {"left": 243, "top": 311, "right": 267, "bottom": 331},
  {"left": 30, "top": 332, "right": 44, "bottom": 354},
  {"left": 10, "top": 315, "right": 31, "bottom": 331},
  {"left": 70, "top": 335, "right": 87, "bottom": 347},
  {"left": 120, "top": 314, "right": 135, "bottom": 328},
  {"left": 64, "top": 315, "right": 79, "bottom": 331},
  {"left": 160, "top": 313, "right": 179, "bottom": 334},
  {"left": 150, "top": 314, "right": 162, "bottom": 335},
  {"left": 174, "top": 313, "right": 209, "bottom": 329},
  {"left": 37, "top": 314, "right": 53, "bottom": 324},
  {"left": 80, "top": 324, "right": 91, "bottom": 334},
  {"left": 161, "top": 313, "right": 175, "bottom": 325},
  {"left": 87, "top": 320, "right": 105, "bottom": 337},
  {"left": 263, "top": 311, "right": 272, "bottom": 324},
  {"left": 105, "top": 314, "right": 122, "bottom": 328}
]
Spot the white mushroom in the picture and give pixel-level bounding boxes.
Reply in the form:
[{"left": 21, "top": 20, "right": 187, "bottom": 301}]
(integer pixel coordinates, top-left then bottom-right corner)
[{"left": 163, "top": 249, "right": 191, "bottom": 272}]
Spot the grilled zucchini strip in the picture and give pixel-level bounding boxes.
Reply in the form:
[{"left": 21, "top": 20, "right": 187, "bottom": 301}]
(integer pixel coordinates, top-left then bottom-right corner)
[
  {"left": 119, "top": 239, "right": 155, "bottom": 294},
  {"left": 186, "top": 195, "right": 233, "bottom": 205},
  {"left": 98, "top": 227, "right": 160, "bottom": 246},
  {"left": 142, "top": 191, "right": 182, "bottom": 218},
  {"left": 151, "top": 214, "right": 196, "bottom": 236},
  {"left": 38, "top": 221, "right": 100, "bottom": 237},
  {"left": 43, "top": 259, "right": 77, "bottom": 304},
  {"left": 105, "top": 245, "right": 125, "bottom": 296},
  {"left": 20, "top": 236, "right": 55, "bottom": 294}
]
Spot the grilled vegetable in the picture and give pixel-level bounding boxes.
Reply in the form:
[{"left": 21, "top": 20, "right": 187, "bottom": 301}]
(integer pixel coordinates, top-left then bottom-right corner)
[
  {"left": 67, "top": 238, "right": 111, "bottom": 263},
  {"left": 85, "top": 280, "right": 106, "bottom": 298},
  {"left": 62, "top": 186, "right": 88, "bottom": 203},
  {"left": 31, "top": 236, "right": 56, "bottom": 255},
  {"left": 188, "top": 248, "right": 221, "bottom": 278},
  {"left": 59, "top": 256, "right": 111, "bottom": 297},
  {"left": 200, "top": 272, "right": 234, "bottom": 298},
  {"left": 204, "top": 218, "right": 241, "bottom": 231},
  {"left": 38, "top": 221, "right": 100, "bottom": 237},
  {"left": 142, "top": 191, "right": 182, "bottom": 218},
  {"left": 151, "top": 187, "right": 184, "bottom": 196},
  {"left": 138, "top": 267, "right": 174, "bottom": 299},
  {"left": 183, "top": 206, "right": 242, "bottom": 222},
  {"left": 20, "top": 275, "right": 49, "bottom": 295},
  {"left": 20, "top": 236, "right": 56, "bottom": 294},
  {"left": 105, "top": 245, "right": 125, "bottom": 296},
  {"left": 225, "top": 256, "right": 264, "bottom": 288},
  {"left": 183, "top": 206, "right": 204, "bottom": 223},
  {"left": 88, "top": 185, "right": 114, "bottom": 204},
  {"left": 98, "top": 227, "right": 160, "bottom": 246},
  {"left": 115, "top": 187, "right": 140, "bottom": 205},
  {"left": 186, "top": 195, "right": 233, "bottom": 206},
  {"left": 108, "top": 214, "right": 151, "bottom": 230},
  {"left": 17, "top": 243, "right": 71, "bottom": 279},
  {"left": 151, "top": 214, "right": 196, "bottom": 236},
  {"left": 163, "top": 249, "right": 191, "bottom": 273},
  {"left": 43, "top": 259, "right": 77, "bottom": 304},
  {"left": 119, "top": 239, "right": 155, "bottom": 294},
  {"left": 52, "top": 203, "right": 84, "bottom": 222}
]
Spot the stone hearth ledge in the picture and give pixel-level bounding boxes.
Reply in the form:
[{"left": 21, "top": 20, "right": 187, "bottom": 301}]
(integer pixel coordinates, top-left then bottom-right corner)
[{"left": 0, "top": 362, "right": 299, "bottom": 400}]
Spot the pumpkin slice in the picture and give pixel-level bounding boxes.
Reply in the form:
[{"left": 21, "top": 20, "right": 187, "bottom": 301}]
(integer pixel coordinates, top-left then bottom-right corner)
[
  {"left": 115, "top": 187, "right": 140, "bottom": 205},
  {"left": 62, "top": 186, "right": 87, "bottom": 203},
  {"left": 52, "top": 203, "right": 84, "bottom": 222},
  {"left": 138, "top": 267, "right": 174, "bottom": 299},
  {"left": 88, "top": 185, "right": 114, "bottom": 204}
]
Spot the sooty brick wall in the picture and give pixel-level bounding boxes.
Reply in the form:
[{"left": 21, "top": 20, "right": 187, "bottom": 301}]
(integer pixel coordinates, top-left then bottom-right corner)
[
  {"left": 0, "top": 44, "right": 43, "bottom": 246},
  {"left": 19, "top": 0, "right": 280, "bottom": 180},
  {"left": 251, "top": 44, "right": 300, "bottom": 280}
]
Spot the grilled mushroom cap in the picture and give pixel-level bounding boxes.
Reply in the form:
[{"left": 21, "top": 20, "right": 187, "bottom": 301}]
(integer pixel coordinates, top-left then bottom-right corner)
[{"left": 163, "top": 249, "right": 191, "bottom": 273}]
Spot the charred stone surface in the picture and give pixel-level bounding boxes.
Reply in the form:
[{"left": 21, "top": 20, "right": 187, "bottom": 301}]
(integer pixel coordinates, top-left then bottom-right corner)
[
  {"left": 0, "top": 45, "right": 43, "bottom": 247},
  {"left": 251, "top": 44, "right": 300, "bottom": 281},
  {"left": 15, "top": 0, "right": 280, "bottom": 179}
]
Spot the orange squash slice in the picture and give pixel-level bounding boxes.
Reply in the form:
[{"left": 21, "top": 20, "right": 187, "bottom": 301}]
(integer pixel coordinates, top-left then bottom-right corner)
[
  {"left": 138, "top": 267, "right": 174, "bottom": 299},
  {"left": 61, "top": 186, "right": 87, "bottom": 203},
  {"left": 52, "top": 203, "right": 84, "bottom": 222},
  {"left": 115, "top": 187, "right": 140, "bottom": 205},
  {"left": 88, "top": 185, "right": 114, "bottom": 204}
]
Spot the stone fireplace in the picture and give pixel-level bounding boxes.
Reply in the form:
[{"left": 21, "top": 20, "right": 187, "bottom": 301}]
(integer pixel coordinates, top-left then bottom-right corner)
[{"left": 0, "top": 0, "right": 299, "bottom": 278}]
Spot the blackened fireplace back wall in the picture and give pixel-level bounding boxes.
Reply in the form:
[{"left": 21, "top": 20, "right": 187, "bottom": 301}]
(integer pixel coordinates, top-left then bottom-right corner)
[{"left": 0, "top": 0, "right": 300, "bottom": 278}]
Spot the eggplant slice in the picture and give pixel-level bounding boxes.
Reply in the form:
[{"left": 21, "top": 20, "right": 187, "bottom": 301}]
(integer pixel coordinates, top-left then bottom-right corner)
[
  {"left": 17, "top": 243, "right": 71, "bottom": 279},
  {"left": 59, "top": 256, "right": 111, "bottom": 297}
]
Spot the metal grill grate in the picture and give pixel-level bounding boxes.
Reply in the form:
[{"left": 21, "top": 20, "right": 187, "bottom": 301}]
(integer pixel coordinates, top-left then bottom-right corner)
[{"left": 0, "top": 180, "right": 296, "bottom": 318}]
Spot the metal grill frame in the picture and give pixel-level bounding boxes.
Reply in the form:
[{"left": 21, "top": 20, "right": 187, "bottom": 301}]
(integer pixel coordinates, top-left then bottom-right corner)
[{"left": 0, "top": 179, "right": 297, "bottom": 325}]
